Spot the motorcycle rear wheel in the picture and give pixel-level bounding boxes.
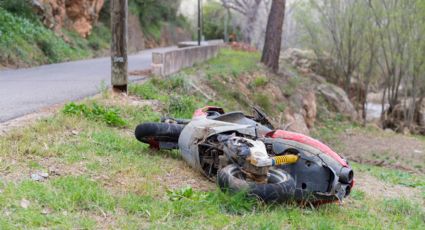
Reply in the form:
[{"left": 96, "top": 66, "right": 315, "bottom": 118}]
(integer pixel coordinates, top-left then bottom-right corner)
[
  {"left": 217, "top": 164, "right": 296, "bottom": 203},
  {"left": 135, "top": 122, "right": 184, "bottom": 144}
]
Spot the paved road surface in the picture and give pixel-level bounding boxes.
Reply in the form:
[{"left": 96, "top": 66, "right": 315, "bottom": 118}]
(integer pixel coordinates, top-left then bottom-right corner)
[{"left": 0, "top": 46, "right": 176, "bottom": 122}]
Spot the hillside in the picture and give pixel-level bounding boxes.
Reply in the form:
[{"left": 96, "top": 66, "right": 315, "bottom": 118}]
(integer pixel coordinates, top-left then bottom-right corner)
[
  {"left": 0, "top": 48, "right": 423, "bottom": 228},
  {"left": 0, "top": 0, "right": 191, "bottom": 69}
]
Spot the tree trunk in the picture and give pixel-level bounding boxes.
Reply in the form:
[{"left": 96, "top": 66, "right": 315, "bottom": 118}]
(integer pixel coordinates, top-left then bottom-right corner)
[{"left": 261, "top": 0, "right": 286, "bottom": 73}]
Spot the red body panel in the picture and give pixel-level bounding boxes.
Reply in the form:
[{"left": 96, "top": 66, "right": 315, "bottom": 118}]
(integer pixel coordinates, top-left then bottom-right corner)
[
  {"left": 266, "top": 130, "right": 348, "bottom": 167},
  {"left": 193, "top": 106, "right": 225, "bottom": 117}
]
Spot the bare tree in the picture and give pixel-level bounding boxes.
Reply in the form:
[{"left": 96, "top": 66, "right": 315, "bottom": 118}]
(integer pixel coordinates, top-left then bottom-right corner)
[
  {"left": 261, "top": 0, "right": 286, "bottom": 72},
  {"left": 361, "top": 23, "right": 378, "bottom": 126},
  {"left": 220, "top": 0, "right": 264, "bottom": 44},
  {"left": 309, "top": 0, "right": 367, "bottom": 93},
  {"left": 369, "top": 1, "right": 412, "bottom": 117}
]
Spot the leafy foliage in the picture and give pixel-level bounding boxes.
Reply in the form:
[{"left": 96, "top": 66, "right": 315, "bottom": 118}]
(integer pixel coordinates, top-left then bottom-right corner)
[
  {"left": 251, "top": 76, "right": 269, "bottom": 88},
  {"left": 98, "top": 0, "right": 191, "bottom": 40},
  {"left": 202, "top": 1, "right": 241, "bottom": 40},
  {"left": 62, "top": 102, "right": 127, "bottom": 127},
  {"left": 0, "top": 8, "right": 91, "bottom": 66},
  {"left": 0, "top": 0, "right": 38, "bottom": 21},
  {"left": 130, "top": 75, "right": 205, "bottom": 119},
  {"left": 254, "top": 93, "right": 272, "bottom": 114}
]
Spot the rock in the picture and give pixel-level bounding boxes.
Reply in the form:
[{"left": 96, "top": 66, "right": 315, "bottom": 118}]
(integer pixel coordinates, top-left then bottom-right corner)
[
  {"left": 302, "top": 91, "right": 317, "bottom": 129},
  {"left": 308, "top": 73, "right": 327, "bottom": 84},
  {"left": 20, "top": 199, "right": 30, "bottom": 209},
  {"left": 34, "top": 0, "right": 105, "bottom": 37},
  {"left": 31, "top": 171, "right": 49, "bottom": 181},
  {"left": 401, "top": 127, "right": 411, "bottom": 135},
  {"left": 283, "top": 88, "right": 317, "bottom": 132},
  {"left": 384, "top": 128, "right": 395, "bottom": 133},
  {"left": 317, "top": 83, "right": 358, "bottom": 120},
  {"left": 31, "top": 173, "right": 44, "bottom": 181},
  {"left": 39, "top": 172, "right": 49, "bottom": 178},
  {"left": 41, "top": 207, "right": 52, "bottom": 215},
  {"left": 282, "top": 48, "right": 337, "bottom": 83},
  {"left": 381, "top": 98, "right": 425, "bottom": 134},
  {"left": 416, "top": 99, "right": 425, "bottom": 126},
  {"left": 282, "top": 49, "right": 318, "bottom": 71},
  {"left": 284, "top": 112, "right": 310, "bottom": 135},
  {"left": 128, "top": 13, "right": 145, "bottom": 52}
]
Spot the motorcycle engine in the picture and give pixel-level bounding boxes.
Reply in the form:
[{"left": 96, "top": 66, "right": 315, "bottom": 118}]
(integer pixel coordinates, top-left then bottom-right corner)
[{"left": 220, "top": 135, "right": 273, "bottom": 183}]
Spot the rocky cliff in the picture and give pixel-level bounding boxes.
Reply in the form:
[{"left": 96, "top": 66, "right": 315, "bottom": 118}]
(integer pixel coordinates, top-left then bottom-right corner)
[{"left": 33, "top": 0, "right": 104, "bottom": 37}]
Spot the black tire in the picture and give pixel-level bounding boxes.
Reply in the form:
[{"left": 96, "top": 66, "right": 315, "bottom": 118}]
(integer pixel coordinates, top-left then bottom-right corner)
[
  {"left": 217, "top": 164, "right": 296, "bottom": 203},
  {"left": 135, "top": 122, "right": 184, "bottom": 144}
]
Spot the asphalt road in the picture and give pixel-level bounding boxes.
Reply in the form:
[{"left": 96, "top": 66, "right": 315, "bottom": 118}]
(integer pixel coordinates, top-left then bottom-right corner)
[{"left": 0, "top": 46, "right": 176, "bottom": 122}]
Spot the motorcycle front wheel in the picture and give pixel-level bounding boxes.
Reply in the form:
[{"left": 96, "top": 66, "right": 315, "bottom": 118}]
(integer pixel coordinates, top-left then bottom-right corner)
[{"left": 217, "top": 164, "right": 296, "bottom": 203}]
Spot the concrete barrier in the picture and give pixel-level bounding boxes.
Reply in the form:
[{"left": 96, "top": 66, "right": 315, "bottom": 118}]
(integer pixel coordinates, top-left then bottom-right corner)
[
  {"left": 152, "top": 42, "right": 224, "bottom": 76},
  {"left": 177, "top": 39, "right": 224, "bottom": 48}
]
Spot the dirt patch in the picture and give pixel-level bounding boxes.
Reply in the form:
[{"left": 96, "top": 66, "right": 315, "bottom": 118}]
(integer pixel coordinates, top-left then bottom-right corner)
[
  {"left": 355, "top": 171, "right": 424, "bottom": 205},
  {"left": 97, "top": 92, "right": 162, "bottom": 110},
  {"left": 129, "top": 69, "right": 152, "bottom": 77},
  {"left": 0, "top": 155, "right": 88, "bottom": 184},
  {"left": 339, "top": 129, "right": 425, "bottom": 173},
  {"left": 156, "top": 160, "right": 215, "bottom": 192},
  {"left": 0, "top": 106, "right": 60, "bottom": 136}
]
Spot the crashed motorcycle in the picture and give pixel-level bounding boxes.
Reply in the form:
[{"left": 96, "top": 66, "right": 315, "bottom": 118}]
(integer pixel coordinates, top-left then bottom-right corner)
[{"left": 135, "top": 106, "right": 354, "bottom": 203}]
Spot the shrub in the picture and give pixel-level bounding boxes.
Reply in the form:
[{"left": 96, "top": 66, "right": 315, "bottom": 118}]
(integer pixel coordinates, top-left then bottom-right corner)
[
  {"left": 251, "top": 76, "right": 269, "bottom": 87},
  {"left": 254, "top": 93, "right": 272, "bottom": 114},
  {"left": 0, "top": 0, "right": 39, "bottom": 21},
  {"left": 168, "top": 95, "right": 198, "bottom": 118},
  {"left": 129, "top": 82, "right": 160, "bottom": 100},
  {"left": 62, "top": 102, "right": 127, "bottom": 127}
]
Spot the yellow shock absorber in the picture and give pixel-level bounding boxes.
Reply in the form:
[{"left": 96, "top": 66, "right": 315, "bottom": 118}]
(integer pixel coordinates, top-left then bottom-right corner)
[{"left": 273, "top": 154, "right": 299, "bottom": 166}]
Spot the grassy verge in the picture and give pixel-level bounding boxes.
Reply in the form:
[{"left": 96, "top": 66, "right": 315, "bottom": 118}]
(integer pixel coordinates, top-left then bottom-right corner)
[{"left": 0, "top": 49, "right": 424, "bottom": 228}]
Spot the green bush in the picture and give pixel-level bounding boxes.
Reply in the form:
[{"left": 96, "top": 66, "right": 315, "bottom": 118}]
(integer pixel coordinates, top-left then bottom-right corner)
[
  {"left": 251, "top": 76, "right": 269, "bottom": 87},
  {"left": 0, "top": 0, "right": 39, "bottom": 21},
  {"left": 254, "top": 93, "right": 272, "bottom": 114},
  {"left": 62, "top": 102, "right": 128, "bottom": 127}
]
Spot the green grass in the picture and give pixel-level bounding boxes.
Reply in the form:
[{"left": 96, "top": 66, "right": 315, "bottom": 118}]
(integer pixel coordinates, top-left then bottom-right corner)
[
  {"left": 254, "top": 93, "right": 272, "bottom": 114},
  {"left": 1, "top": 82, "right": 423, "bottom": 228},
  {"left": 251, "top": 76, "right": 269, "bottom": 88},
  {"left": 1, "top": 49, "right": 424, "bottom": 228},
  {"left": 352, "top": 162, "right": 425, "bottom": 192},
  {"left": 200, "top": 48, "right": 261, "bottom": 78},
  {"left": 129, "top": 75, "right": 209, "bottom": 119}
]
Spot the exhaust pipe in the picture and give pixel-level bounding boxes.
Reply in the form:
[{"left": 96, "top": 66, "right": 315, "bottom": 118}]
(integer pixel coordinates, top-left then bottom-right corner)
[{"left": 339, "top": 167, "right": 354, "bottom": 184}]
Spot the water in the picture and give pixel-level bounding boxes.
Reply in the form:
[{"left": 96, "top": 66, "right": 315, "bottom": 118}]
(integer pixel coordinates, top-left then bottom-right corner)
[{"left": 365, "top": 103, "right": 387, "bottom": 120}]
